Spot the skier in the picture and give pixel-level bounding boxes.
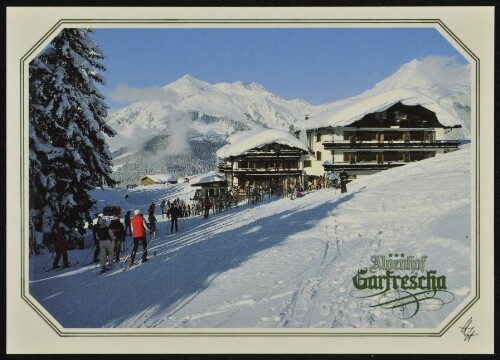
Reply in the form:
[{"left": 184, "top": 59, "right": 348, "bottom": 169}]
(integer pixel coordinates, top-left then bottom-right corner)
[
  {"left": 109, "top": 214, "right": 125, "bottom": 262},
  {"left": 203, "top": 194, "right": 212, "bottom": 219},
  {"left": 124, "top": 210, "right": 132, "bottom": 236},
  {"left": 167, "top": 203, "right": 181, "bottom": 233},
  {"left": 96, "top": 215, "right": 114, "bottom": 272},
  {"left": 130, "top": 209, "right": 149, "bottom": 265},
  {"left": 148, "top": 212, "right": 157, "bottom": 238},
  {"left": 339, "top": 169, "right": 349, "bottom": 194},
  {"left": 52, "top": 227, "right": 69, "bottom": 269},
  {"left": 329, "top": 171, "right": 338, "bottom": 189},
  {"left": 160, "top": 199, "right": 166, "bottom": 219},
  {"left": 91, "top": 214, "right": 100, "bottom": 263},
  {"left": 124, "top": 194, "right": 129, "bottom": 203},
  {"left": 148, "top": 202, "right": 155, "bottom": 217}
]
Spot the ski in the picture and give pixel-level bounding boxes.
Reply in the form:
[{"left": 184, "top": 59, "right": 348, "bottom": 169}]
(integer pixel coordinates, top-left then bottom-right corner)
[
  {"left": 57, "top": 263, "right": 78, "bottom": 271},
  {"left": 100, "top": 267, "right": 112, "bottom": 275},
  {"left": 125, "top": 257, "right": 152, "bottom": 270},
  {"left": 81, "top": 260, "right": 100, "bottom": 268},
  {"left": 44, "top": 263, "right": 76, "bottom": 273},
  {"left": 120, "top": 254, "right": 130, "bottom": 271}
]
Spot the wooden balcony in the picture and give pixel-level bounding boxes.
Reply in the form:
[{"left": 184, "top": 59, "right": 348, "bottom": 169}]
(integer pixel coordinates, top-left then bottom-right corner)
[
  {"left": 322, "top": 140, "right": 460, "bottom": 150},
  {"left": 323, "top": 162, "right": 406, "bottom": 172}
]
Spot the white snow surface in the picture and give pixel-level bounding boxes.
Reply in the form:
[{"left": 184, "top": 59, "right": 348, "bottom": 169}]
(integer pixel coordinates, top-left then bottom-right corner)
[
  {"left": 217, "top": 128, "right": 309, "bottom": 158},
  {"left": 29, "top": 145, "right": 471, "bottom": 329}
]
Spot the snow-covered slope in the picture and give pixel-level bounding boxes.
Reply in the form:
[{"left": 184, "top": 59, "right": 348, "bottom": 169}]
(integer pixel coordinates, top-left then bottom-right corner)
[{"left": 29, "top": 145, "right": 471, "bottom": 329}]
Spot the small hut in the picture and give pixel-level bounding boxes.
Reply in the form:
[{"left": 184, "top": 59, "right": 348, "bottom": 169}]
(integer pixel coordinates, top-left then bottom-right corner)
[
  {"left": 189, "top": 171, "right": 227, "bottom": 200},
  {"left": 139, "top": 174, "right": 178, "bottom": 186}
]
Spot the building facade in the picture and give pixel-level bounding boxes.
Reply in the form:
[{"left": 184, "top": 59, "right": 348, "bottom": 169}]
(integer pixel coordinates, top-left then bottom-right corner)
[
  {"left": 295, "top": 102, "right": 462, "bottom": 178},
  {"left": 216, "top": 129, "right": 309, "bottom": 189}
]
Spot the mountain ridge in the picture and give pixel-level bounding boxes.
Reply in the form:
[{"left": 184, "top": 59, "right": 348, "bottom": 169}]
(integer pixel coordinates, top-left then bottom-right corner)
[{"left": 107, "top": 56, "right": 471, "bottom": 185}]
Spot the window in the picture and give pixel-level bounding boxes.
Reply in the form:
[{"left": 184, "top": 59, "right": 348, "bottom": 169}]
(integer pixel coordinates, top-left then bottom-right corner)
[
  {"left": 383, "top": 152, "right": 399, "bottom": 162},
  {"left": 316, "top": 133, "right": 322, "bottom": 142},
  {"left": 304, "top": 160, "right": 312, "bottom": 167},
  {"left": 343, "top": 152, "right": 356, "bottom": 164},
  {"left": 384, "top": 131, "right": 401, "bottom": 141},
  {"left": 358, "top": 131, "right": 377, "bottom": 141},
  {"left": 316, "top": 151, "right": 322, "bottom": 161},
  {"left": 410, "top": 131, "right": 425, "bottom": 141},
  {"left": 238, "top": 161, "right": 248, "bottom": 168},
  {"left": 343, "top": 131, "right": 355, "bottom": 141},
  {"left": 356, "top": 152, "right": 377, "bottom": 162}
]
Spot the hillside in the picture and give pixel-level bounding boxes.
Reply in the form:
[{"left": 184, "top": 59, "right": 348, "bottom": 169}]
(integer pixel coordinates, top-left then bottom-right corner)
[{"left": 29, "top": 145, "right": 471, "bottom": 329}]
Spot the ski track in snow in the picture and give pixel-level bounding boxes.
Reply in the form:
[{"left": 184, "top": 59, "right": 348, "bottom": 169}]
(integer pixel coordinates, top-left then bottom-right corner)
[{"left": 28, "top": 146, "right": 471, "bottom": 329}]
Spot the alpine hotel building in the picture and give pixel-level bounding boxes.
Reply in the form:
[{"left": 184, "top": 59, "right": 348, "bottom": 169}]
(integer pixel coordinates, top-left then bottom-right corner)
[{"left": 217, "top": 89, "right": 463, "bottom": 187}]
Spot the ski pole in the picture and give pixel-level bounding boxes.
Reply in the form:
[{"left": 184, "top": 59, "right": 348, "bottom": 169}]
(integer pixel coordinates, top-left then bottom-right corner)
[
  {"left": 42, "top": 253, "right": 55, "bottom": 270},
  {"left": 80, "top": 244, "right": 96, "bottom": 266},
  {"left": 142, "top": 232, "right": 157, "bottom": 257}
]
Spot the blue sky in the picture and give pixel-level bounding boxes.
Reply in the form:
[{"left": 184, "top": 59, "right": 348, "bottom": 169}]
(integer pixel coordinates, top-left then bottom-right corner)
[{"left": 91, "top": 28, "right": 468, "bottom": 108}]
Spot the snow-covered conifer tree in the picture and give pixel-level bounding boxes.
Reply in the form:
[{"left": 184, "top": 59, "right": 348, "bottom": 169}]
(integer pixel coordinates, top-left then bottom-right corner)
[{"left": 29, "top": 28, "right": 115, "bottom": 239}]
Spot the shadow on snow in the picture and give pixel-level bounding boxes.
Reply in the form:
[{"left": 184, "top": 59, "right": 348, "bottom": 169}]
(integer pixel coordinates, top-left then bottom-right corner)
[{"left": 29, "top": 189, "right": 358, "bottom": 328}]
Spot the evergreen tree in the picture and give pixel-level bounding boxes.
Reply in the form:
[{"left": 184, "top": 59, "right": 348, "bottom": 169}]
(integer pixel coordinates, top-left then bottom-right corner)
[{"left": 29, "top": 28, "right": 115, "bottom": 239}]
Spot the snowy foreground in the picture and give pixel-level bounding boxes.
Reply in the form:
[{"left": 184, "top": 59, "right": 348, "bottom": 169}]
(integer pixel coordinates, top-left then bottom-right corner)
[{"left": 29, "top": 145, "right": 471, "bottom": 329}]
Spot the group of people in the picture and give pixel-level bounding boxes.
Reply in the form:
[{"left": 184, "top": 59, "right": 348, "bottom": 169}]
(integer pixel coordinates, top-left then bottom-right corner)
[
  {"left": 306, "top": 169, "right": 349, "bottom": 194},
  {"left": 51, "top": 170, "right": 351, "bottom": 270},
  {"left": 159, "top": 198, "right": 193, "bottom": 219},
  {"left": 88, "top": 209, "right": 155, "bottom": 272}
]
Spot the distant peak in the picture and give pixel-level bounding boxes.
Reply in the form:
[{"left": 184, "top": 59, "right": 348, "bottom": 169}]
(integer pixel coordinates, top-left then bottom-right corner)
[
  {"left": 180, "top": 74, "right": 197, "bottom": 81},
  {"left": 233, "top": 80, "right": 267, "bottom": 92},
  {"left": 167, "top": 74, "right": 210, "bottom": 90}
]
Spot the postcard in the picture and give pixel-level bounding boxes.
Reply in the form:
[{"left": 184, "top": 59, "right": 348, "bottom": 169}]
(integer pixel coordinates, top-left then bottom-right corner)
[{"left": 6, "top": 6, "right": 494, "bottom": 354}]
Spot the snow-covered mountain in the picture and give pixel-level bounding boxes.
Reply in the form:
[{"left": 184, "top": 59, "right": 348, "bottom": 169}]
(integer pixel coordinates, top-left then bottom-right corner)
[
  {"left": 107, "top": 75, "right": 313, "bottom": 185},
  {"left": 108, "top": 57, "right": 471, "bottom": 185},
  {"left": 311, "top": 57, "right": 471, "bottom": 139}
]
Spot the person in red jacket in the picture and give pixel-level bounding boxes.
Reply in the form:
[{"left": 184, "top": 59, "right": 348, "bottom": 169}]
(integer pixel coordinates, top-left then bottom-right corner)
[{"left": 130, "top": 209, "right": 149, "bottom": 265}]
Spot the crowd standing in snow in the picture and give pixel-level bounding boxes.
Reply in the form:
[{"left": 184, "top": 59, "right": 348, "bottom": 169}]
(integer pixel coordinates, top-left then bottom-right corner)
[{"left": 39, "top": 170, "right": 351, "bottom": 273}]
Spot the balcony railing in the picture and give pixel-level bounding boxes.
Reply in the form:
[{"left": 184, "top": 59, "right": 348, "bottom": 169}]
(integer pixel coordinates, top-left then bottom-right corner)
[
  {"left": 233, "top": 168, "right": 301, "bottom": 173},
  {"left": 322, "top": 140, "right": 460, "bottom": 150},
  {"left": 322, "top": 162, "right": 406, "bottom": 171}
]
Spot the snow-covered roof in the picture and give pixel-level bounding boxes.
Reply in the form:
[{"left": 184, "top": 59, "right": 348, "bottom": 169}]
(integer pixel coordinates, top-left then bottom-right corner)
[
  {"left": 295, "top": 88, "right": 462, "bottom": 131},
  {"left": 189, "top": 171, "right": 227, "bottom": 186},
  {"left": 216, "top": 128, "right": 309, "bottom": 158},
  {"left": 140, "top": 174, "right": 177, "bottom": 183}
]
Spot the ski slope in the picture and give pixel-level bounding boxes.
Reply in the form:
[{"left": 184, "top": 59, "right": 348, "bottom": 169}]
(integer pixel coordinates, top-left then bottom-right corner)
[{"left": 28, "top": 145, "right": 471, "bottom": 329}]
